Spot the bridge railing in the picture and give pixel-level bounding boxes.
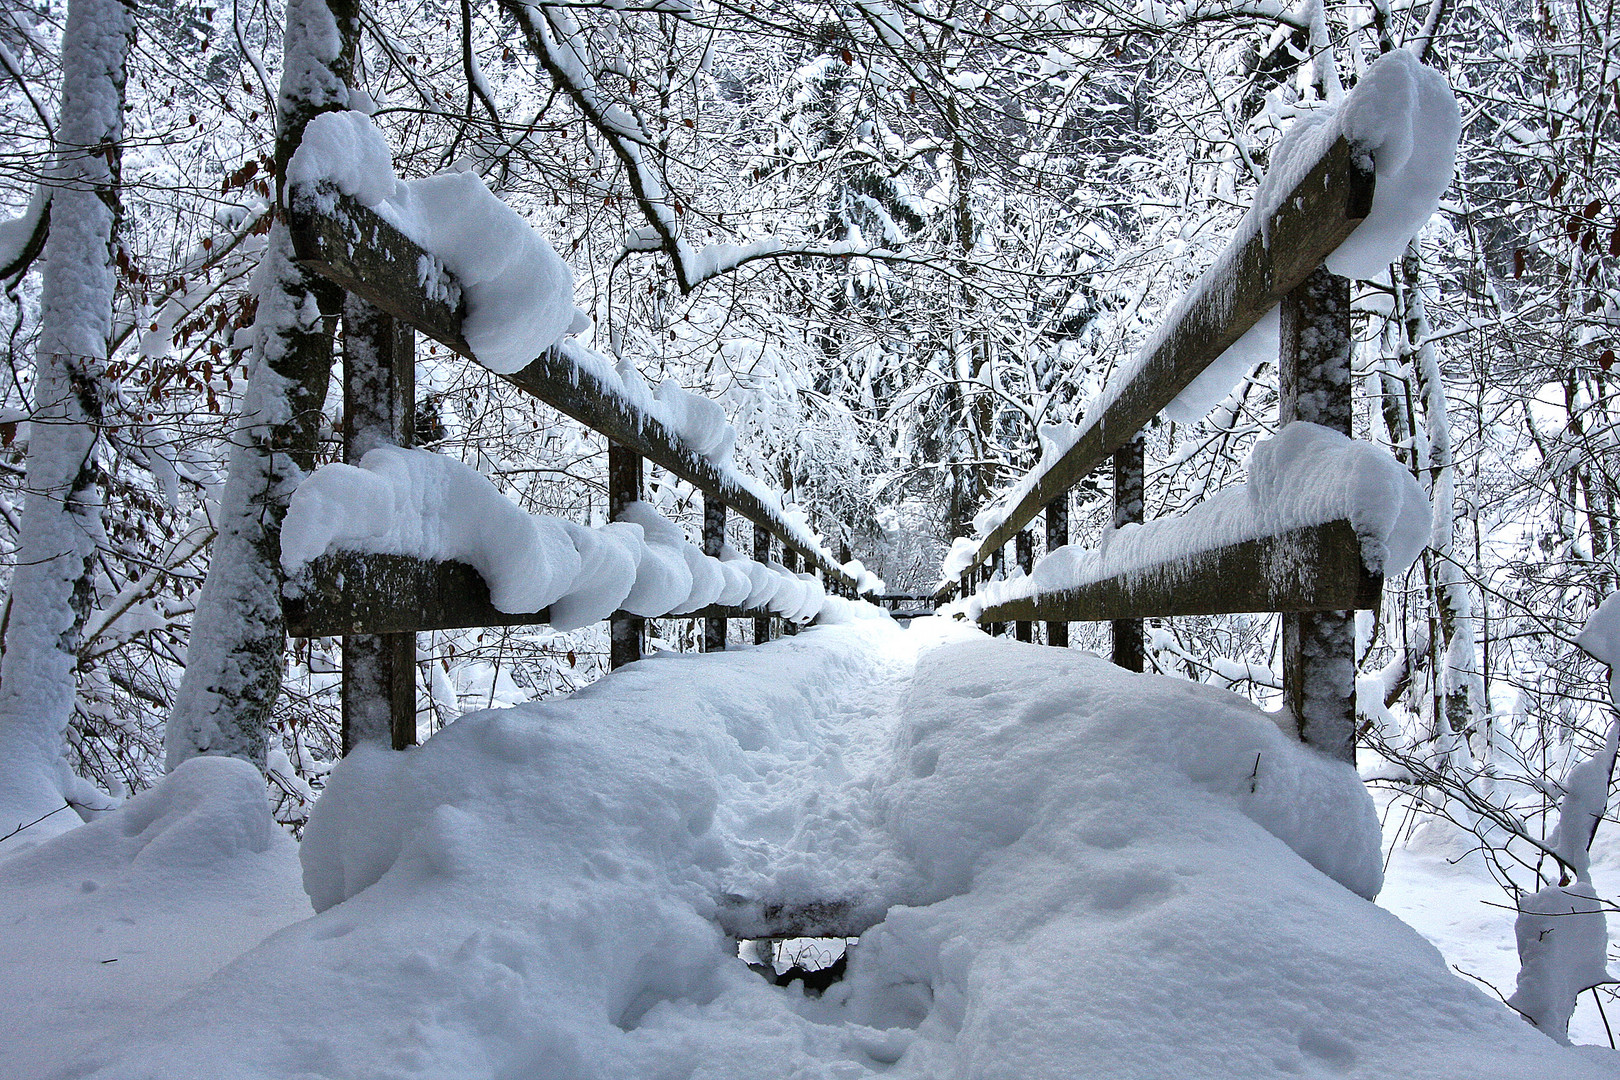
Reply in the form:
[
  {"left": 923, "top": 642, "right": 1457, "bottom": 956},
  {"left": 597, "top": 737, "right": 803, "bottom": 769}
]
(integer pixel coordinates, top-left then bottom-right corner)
[
  {"left": 281, "top": 181, "right": 873, "bottom": 754},
  {"left": 936, "top": 136, "right": 1381, "bottom": 764}
]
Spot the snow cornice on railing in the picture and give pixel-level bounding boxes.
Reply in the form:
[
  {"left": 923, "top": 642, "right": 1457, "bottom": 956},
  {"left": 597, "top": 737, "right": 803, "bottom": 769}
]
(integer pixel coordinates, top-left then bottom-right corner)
[{"left": 286, "top": 181, "right": 856, "bottom": 590}]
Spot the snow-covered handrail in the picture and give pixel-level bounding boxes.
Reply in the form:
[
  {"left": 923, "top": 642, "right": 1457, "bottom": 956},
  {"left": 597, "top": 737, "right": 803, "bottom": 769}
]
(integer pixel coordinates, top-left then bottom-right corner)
[
  {"left": 286, "top": 182, "right": 856, "bottom": 590},
  {"left": 283, "top": 552, "right": 820, "bottom": 638},
  {"left": 945, "top": 134, "right": 1375, "bottom": 593},
  {"left": 949, "top": 48, "right": 1460, "bottom": 594},
  {"left": 972, "top": 520, "right": 1379, "bottom": 627}
]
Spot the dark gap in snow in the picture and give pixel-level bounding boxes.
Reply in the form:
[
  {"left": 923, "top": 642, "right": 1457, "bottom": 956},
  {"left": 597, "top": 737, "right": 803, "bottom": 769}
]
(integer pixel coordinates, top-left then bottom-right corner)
[{"left": 738, "top": 937, "right": 855, "bottom": 997}]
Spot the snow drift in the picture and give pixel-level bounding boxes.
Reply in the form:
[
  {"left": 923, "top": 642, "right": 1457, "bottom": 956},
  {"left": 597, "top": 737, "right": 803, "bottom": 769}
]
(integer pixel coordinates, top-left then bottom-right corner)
[{"left": 42, "top": 619, "right": 1608, "bottom": 1079}]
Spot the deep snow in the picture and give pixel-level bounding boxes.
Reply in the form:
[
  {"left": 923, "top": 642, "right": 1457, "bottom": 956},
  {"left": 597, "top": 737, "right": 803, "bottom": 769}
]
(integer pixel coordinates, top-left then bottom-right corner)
[{"left": 3, "top": 614, "right": 1614, "bottom": 1079}]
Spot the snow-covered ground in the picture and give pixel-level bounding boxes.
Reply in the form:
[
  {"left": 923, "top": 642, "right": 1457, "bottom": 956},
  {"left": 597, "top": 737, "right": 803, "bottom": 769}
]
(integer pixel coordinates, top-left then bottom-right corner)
[
  {"left": 2, "top": 613, "right": 1613, "bottom": 1079},
  {"left": 1376, "top": 787, "right": 1620, "bottom": 1049}
]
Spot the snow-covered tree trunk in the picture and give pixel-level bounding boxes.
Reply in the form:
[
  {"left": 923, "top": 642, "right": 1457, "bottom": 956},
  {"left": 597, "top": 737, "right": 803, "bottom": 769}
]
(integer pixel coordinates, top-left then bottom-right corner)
[
  {"left": 0, "top": 0, "right": 133, "bottom": 833},
  {"left": 1400, "top": 244, "right": 1481, "bottom": 744},
  {"left": 164, "top": 0, "right": 356, "bottom": 771}
]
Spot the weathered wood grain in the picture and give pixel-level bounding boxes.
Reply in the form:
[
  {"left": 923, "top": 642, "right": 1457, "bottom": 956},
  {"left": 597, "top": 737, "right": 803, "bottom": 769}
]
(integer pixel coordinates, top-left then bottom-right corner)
[{"left": 973, "top": 520, "right": 1381, "bottom": 625}]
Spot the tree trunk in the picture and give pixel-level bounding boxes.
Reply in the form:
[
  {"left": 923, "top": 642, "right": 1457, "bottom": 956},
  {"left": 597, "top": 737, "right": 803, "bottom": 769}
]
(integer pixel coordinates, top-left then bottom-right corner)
[
  {"left": 1401, "top": 244, "right": 1479, "bottom": 743},
  {"left": 165, "top": 0, "right": 357, "bottom": 771},
  {"left": 0, "top": 0, "right": 133, "bottom": 832}
]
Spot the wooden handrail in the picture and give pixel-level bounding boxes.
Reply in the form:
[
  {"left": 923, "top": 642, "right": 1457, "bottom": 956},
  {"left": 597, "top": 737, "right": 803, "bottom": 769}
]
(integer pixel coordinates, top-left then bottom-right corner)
[
  {"left": 284, "top": 551, "right": 826, "bottom": 638},
  {"left": 972, "top": 520, "right": 1380, "bottom": 625},
  {"left": 288, "top": 184, "right": 857, "bottom": 591},
  {"left": 954, "top": 136, "right": 1375, "bottom": 585}
]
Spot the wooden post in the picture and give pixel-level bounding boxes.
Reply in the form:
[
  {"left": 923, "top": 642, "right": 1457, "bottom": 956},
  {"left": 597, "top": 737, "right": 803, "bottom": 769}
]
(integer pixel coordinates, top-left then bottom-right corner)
[
  {"left": 1044, "top": 492, "right": 1069, "bottom": 647},
  {"left": 754, "top": 522, "right": 772, "bottom": 644},
  {"left": 340, "top": 296, "right": 417, "bottom": 753},
  {"left": 1111, "top": 434, "right": 1145, "bottom": 672},
  {"left": 609, "top": 442, "right": 644, "bottom": 669},
  {"left": 1014, "top": 531, "right": 1034, "bottom": 642},
  {"left": 989, "top": 545, "right": 1007, "bottom": 636},
  {"left": 1281, "top": 265, "right": 1356, "bottom": 764},
  {"left": 704, "top": 496, "right": 726, "bottom": 652},
  {"left": 782, "top": 547, "right": 800, "bottom": 636}
]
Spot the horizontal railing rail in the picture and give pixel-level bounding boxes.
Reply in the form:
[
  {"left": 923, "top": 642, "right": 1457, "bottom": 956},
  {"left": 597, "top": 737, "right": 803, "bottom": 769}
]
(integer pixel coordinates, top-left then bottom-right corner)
[{"left": 972, "top": 521, "right": 1381, "bottom": 626}]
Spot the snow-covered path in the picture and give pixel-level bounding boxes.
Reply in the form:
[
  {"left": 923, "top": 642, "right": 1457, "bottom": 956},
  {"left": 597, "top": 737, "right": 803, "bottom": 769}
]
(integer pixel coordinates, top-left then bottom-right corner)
[{"left": 4, "top": 609, "right": 1616, "bottom": 1079}]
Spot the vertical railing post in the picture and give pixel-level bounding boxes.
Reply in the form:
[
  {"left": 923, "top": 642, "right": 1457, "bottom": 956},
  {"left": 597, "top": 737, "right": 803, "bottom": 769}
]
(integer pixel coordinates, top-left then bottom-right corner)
[
  {"left": 1281, "top": 265, "right": 1356, "bottom": 763},
  {"left": 703, "top": 496, "right": 727, "bottom": 652},
  {"left": 988, "top": 545, "right": 1007, "bottom": 636},
  {"left": 1014, "top": 531, "right": 1034, "bottom": 642},
  {"left": 1111, "top": 434, "right": 1145, "bottom": 672},
  {"left": 782, "top": 547, "right": 800, "bottom": 636},
  {"left": 608, "top": 442, "right": 644, "bottom": 669},
  {"left": 340, "top": 296, "right": 417, "bottom": 753},
  {"left": 753, "top": 522, "right": 772, "bottom": 644},
  {"left": 1044, "top": 490, "right": 1069, "bottom": 647}
]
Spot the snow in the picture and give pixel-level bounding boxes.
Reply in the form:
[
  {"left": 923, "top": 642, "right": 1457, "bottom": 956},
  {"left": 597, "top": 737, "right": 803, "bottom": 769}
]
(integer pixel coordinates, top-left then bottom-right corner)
[
  {"left": 967, "top": 423, "right": 1428, "bottom": 618},
  {"left": 14, "top": 621, "right": 1611, "bottom": 1077},
  {"left": 1506, "top": 881, "right": 1614, "bottom": 1043},
  {"left": 1501, "top": 715, "right": 1619, "bottom": 1041},
  {"left": 840, "top": 558, "right": 887, "bottom": 595},
  {"left": 282, "top": 451, "right": 828, "bottom": 625},
  {"left": 549, "top": 521, "right": 642, "bottom": 631},
  {"left": 281, "top": 446, "right": 582, "bottom": 615},
  {"left": 615, "top": 500, "right": 697, "bottom": 617},
  {"left": 1161, "top": 307, "right": 1278, "bottom": 425},
  {"left": 655, "top": 378, "right": 735, "bottom": 465},
  {"left": 1329, "top": 48, "right": 1463, "bottom": 280},
  {"left": 289, "top": 111, "right": 579, "bottom": 373},
  {"left": 0, "top": 183, "right": 47, "bottom": 272},
  {"left": 0, "top": 757, "right": 309, "bottom": 1076},
  {"left": 1576, "top": 591, "right": 1620, "bottom": 701}
]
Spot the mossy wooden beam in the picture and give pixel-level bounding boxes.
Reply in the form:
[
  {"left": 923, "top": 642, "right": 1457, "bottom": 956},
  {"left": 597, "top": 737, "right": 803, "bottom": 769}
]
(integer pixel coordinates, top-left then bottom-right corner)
[{"left": 972, "top": 521, "right": 1380, "bottom": 626}]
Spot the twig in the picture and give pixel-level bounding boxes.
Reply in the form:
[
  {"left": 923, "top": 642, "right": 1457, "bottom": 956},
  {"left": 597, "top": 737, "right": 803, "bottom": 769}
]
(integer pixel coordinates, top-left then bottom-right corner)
[{"left": 0, "top": 801, "right": 72, "bottom": 845}]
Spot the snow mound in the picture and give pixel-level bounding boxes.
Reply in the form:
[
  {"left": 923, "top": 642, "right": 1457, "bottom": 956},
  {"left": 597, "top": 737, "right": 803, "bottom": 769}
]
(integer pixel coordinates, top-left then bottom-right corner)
[
  {"left": 1246, "top": 420, "right": 1430, "bottom": 574},
  {"left": 280, "top": 445, "right": 581, "bottom": 614},
  {"left": 972, "top": 422, "right": 1428, "bottom": 617},
  {"left": 0, "top": 757, "right": 308, "bottom": 1076},
  {"left": 49, "top": 625, "right": 1607, "bottom": 1078},
  {"left": 1330, "top": 48, "right": 1462, "bottom": 279},
  {"left": 290, "top": 110, "right": 578, "bottom": 372}
]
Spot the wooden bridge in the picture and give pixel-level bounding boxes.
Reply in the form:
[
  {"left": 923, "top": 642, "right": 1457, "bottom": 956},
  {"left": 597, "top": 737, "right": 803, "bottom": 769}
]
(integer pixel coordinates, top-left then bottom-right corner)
[{"left": 277, "top": 81, "right": 1391, "bottom": 940}]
